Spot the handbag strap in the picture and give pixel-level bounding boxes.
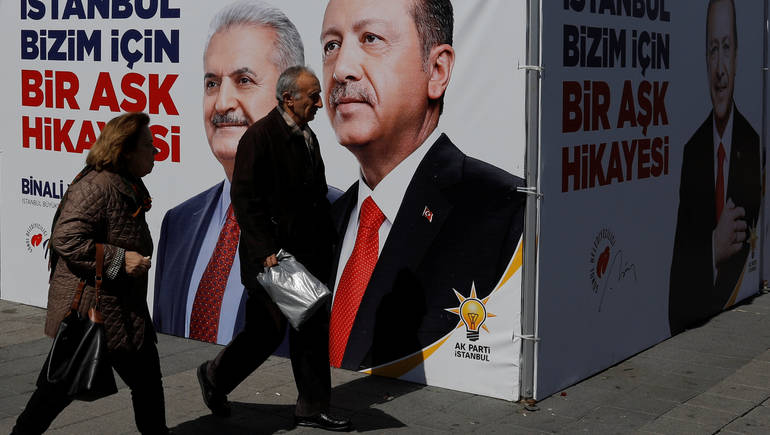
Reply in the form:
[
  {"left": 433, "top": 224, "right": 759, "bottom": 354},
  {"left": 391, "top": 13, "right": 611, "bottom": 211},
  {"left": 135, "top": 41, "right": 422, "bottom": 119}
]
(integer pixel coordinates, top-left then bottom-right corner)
[{"left": 70, "top": 243, "right": 104, "bottom": 311}]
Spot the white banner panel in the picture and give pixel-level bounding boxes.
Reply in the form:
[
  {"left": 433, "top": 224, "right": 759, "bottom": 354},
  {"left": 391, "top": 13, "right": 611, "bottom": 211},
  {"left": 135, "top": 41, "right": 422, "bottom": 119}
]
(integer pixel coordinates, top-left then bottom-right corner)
[
  {"left": 0, "top": 0, "right": 527, "bottom": 400},
  {"left": 538, "top": 0, "right": 765, "bottom": 398}
]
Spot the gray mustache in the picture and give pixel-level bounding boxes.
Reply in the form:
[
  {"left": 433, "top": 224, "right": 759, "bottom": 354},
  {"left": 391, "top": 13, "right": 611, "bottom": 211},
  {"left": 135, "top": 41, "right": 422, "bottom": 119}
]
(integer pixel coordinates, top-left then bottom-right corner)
[
  {"left": 211, "top": 112, "right": 248, "bottom": 126},
  {"left": 329, "top": 83, "right": 376, "bottom": 106}
]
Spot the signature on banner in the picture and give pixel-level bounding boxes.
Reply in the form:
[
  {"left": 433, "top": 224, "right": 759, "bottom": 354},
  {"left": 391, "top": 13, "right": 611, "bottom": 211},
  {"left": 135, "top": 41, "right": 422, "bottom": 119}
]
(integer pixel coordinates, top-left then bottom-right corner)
[{"left": 589, "top": 228, "right": 637, "bottom": 312}]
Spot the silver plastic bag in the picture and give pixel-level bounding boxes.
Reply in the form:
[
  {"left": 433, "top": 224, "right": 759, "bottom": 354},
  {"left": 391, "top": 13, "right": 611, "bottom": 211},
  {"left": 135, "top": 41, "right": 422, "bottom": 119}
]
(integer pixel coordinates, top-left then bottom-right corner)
[{"left": 256, "top": 249, "right": 331, "bottom": 330}]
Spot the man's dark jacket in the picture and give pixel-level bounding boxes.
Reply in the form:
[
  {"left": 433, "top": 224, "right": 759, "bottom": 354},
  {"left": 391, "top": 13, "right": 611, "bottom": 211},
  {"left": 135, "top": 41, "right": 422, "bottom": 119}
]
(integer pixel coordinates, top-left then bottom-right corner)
[
  {"left": 231, "top": 107, "right": 335, "bottom": 289},
  {"left": 669, "top": 107, "right": 761, "bottom": 335}
]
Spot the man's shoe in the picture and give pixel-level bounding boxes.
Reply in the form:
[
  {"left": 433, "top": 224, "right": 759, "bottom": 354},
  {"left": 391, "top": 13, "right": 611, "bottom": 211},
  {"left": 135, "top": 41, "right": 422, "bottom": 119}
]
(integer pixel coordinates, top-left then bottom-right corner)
[
  {"left": 196, "top": 361, "right": 231, "bottom": 417},
  {"left": 294, "top": 413, "right": 352, "bottom": 432}
]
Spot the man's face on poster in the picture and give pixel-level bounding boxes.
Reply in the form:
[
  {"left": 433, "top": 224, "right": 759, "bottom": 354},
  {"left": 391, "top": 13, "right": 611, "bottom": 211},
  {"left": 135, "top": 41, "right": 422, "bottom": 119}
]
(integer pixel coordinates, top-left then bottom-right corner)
[
  {"left": 321, "top": 0, "right": 430, "bottom": 149},
  {"left": 203, "top": 24, "right": 281, "bottom": 168},
  {"left": 706, "top": 0, "right": 736, "bottom": 128}
]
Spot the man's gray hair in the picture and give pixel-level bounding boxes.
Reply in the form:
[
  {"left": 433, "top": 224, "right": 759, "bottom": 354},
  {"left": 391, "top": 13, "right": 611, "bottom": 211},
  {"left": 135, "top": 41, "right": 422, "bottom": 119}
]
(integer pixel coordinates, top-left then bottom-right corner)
[
  {"left": 276, "top": 65, "right": 316, "bottom": 102},
  {"left": 204, "top": 0, "right": 304, "bottom": 73}
]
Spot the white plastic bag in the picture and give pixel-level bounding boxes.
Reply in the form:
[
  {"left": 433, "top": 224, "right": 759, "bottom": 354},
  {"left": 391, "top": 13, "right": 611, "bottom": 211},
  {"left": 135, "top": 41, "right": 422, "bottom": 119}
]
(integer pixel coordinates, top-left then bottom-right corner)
[{"left": 256, "top": 249, "right": 331, "bottom": 329}]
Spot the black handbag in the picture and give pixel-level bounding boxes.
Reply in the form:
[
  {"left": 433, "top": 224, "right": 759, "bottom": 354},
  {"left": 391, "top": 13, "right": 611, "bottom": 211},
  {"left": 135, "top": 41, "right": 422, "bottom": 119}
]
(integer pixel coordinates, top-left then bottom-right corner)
[{"left": 37, "top": 243, "right": 118, "bottom": 401}]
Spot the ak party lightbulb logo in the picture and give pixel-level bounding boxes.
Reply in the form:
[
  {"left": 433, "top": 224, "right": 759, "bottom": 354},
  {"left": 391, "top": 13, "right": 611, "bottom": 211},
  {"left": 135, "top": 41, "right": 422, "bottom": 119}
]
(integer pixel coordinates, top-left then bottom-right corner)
[{"left": 445, "top": 282, "right": 495, "bottom": 341}]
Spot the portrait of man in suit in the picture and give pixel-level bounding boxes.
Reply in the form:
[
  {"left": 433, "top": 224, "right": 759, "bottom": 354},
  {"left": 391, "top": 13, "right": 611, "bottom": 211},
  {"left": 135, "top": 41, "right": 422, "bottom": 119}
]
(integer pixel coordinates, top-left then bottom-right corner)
[
  {"left": 152, "top": 1, "right": 307, "bottom": 344},
  {"left": 321, "top": 0, "right": 526, "bottom": 371},
  {"left": 669, "top": 0, "right": 761, "bottom": 335}
]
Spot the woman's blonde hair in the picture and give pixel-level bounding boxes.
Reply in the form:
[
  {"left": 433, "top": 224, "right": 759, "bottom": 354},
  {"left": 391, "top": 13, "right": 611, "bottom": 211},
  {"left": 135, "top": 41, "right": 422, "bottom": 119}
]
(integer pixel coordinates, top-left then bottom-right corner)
[{"left": 86, "top": 112, "right": 150, "bottom": 172}]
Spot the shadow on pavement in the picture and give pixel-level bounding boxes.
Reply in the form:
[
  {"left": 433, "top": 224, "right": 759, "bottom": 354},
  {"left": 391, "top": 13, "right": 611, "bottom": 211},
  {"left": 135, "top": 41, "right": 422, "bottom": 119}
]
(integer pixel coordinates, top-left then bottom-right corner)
[{"left": 171, "top": 375, "right": 423, "bottom": 433}]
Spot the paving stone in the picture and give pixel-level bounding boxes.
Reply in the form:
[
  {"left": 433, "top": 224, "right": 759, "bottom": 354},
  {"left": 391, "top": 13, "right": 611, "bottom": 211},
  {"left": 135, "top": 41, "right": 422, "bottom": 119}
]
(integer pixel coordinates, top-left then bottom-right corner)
[
  {"left": 381, "top": 385, "right": 465, "bottom": 414},
  {"left": 708, "top": 381, "right": 770, "bottom": 403},
  {"left": 159, "top": 368, "right": 197, "bottom": 396},
  {"left": 756, "top": 352, "right": 770, "bottom": 363},
  {"left": 0, "top": 337, "right": 50, "bottom": 362},
  {"left": 440, "top": 394, "right": 517, "bottom": 421},
  {"left": 232, "top": 368, "right": 295, "bottom": 398},
  {"left": 627, "top": 383, "right": 699, "bottom": 404},
  {"left": 410, "top": 406, "right": 507, "bottom": 433},
  {"left": 495, "top": 407, "right": 577, "bottom": 433},
  {"left": 668, "top": 362, "right": 734, "bottom": 382},
  {"left": 348, "top": 406, "right": 410, "bottom": 432},
  {"left": 684, "top": 392, "right": 756, "bottom": 416},
  {"left": 721, "top": 404, "right": 770, "bottom": 433},
  {"left": 0, "top": 393, "right": 28, "bottom": 420},
  {"left": 708, "top": 307, "right": 769, "bottom": 331},
  {"left": 639, "top": 416, "right": 718, "bottom": 434},
  {"left": 648, "top": 372, "right": 714, "bottom": 395},
  {"left": 0, "top": 387, "right": 18, "bottom": 401},
  {"left": 536, "top": 394, "right": 605, "bottom": 419},
  {"left": 678, "top": 352, "right": 752, "bottom": 371},
  {"left": 575, "top": 405, "right": 656, "bottom": 428},
  {"left": 613, "top": 356, "right": 679, "bottom": 376},
  {"left": 562, "top": 419, "right": 646, "bottom": 434},
  {"left": 0, "top": 326, "right": 47, "bottom": 348},
  {"left": 0, "top": 354, "right": 47, "bottom": 379},
  {"left": 329, "top": 366, "right": 367, "bottom": 387},
  {"left": 475, "top": 419, "right": 552, "bottom": 434},
  {"left": 47, "top": 389, "right": 132, "bottom": 428},
  {"left": 727, "top": 367, "right": 770, "bottom": 389},
  {"left": 234, "top": 381, "right": 299, "bottom": 408},
  {"left": 552, "top": 381, "right": 625, "bottom": 404},
  {"left": 330, "top": 375, "right": 423, "bottom": 413},
  {"left": 580, "top": 370, "right": 643, "bottom": 393},
  {"left": 0, "top": 372, "right": 37, "bottom": 395},
  {"left": 160, "top": 346, "right": 222, "bottom": 376},
  {"left": 610, "top": 391, "right": 679, "bottom": 415},
  {"left": 171, "top": 415, "right": 290, "bottom": 435},
  {"left": 48, "top": 408, "right": 140, "bottom": 434},
  {"left": 640, "top": 347, "right": 751, "bottom": 371},
  {"left": 0, "top": 416, "right": 16, "bottom": 434},
  {"left": 661, "top": 403, "right": 736, "bottom": 431}
]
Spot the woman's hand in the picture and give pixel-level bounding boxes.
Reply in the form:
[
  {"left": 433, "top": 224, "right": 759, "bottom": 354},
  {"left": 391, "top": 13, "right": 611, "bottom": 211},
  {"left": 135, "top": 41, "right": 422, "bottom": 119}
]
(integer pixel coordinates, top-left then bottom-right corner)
[{"left": 125, "top": 251, "right": 151, "bottom": 277}]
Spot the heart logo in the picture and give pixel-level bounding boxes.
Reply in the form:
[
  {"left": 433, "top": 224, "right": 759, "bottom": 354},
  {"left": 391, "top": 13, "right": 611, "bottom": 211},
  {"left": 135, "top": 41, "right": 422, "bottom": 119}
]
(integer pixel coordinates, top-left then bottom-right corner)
[
  {"left": 31, "top": 233, "right": 43, "bottom": 247},
  {"left": 596, "top": 246, "right": 610, "bottom": 278}
]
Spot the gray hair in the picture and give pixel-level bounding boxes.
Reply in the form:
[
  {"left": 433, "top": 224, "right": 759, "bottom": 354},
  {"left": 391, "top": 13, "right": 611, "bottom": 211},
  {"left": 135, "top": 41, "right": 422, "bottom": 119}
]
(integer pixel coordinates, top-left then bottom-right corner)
[
  {"left": 411, "top": 0, "right": 454, "bottom": 69},
  {"left": 276, "top": 65, "right": 316, "bottom": 102},
  {"left": 204, "top": 0, "right": 304, "bottom": 73}
]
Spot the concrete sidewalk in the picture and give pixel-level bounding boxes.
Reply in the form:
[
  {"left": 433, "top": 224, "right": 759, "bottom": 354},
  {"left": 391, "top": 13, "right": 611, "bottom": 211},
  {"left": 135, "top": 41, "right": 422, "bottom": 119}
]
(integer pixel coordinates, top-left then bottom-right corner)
[{"left": 0, "top": 291, "right": 769, "bottom": 434}]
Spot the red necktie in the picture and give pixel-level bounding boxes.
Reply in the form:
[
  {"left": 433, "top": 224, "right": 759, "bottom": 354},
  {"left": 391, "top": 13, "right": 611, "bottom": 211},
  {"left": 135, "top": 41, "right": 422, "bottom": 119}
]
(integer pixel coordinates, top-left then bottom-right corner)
[
  {"left": 329, "top": 196, "right": 385, "bottom": 367},
  {"left": 189, "top": 204, "right": 240, "bottom": 343},
  {"left": 715, "top": 142, "right": 726, "bottom": 221}
]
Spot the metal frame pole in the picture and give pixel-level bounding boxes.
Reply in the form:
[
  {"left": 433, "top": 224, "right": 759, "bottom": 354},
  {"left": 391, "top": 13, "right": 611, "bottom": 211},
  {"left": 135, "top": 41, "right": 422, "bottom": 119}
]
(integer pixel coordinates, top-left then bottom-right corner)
[
  {"left": 762, "top": 0, "right": 769, "bottom": 291},
  {"left": 519, "top": 0, "right": 542, "bottom": 400}
]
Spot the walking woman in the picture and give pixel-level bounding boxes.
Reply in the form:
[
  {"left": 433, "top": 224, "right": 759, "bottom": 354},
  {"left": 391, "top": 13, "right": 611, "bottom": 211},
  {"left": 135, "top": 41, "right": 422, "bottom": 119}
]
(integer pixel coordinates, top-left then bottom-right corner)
[{"left": 12, "top": 112, "right": 169, "bottom": 434}]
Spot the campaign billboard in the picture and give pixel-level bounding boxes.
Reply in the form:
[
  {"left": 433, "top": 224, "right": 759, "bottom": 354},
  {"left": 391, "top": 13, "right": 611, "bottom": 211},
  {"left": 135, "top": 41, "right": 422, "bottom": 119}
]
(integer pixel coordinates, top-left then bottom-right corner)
[
  {"left": 537, "top": 0, "right": 766, "bottom": 398},
  {"left": 0, "top": 0, "right": 527, "bottom": 400}
]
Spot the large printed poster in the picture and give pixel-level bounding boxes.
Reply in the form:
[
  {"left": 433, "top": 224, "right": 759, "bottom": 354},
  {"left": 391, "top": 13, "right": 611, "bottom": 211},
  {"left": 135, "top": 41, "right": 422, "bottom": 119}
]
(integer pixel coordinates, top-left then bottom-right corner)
[
  {"left": 0, "top": 0, "right": 527, "bottom": 400},
  {"left": 538, "top": 0, "right": 765, "bottom": 398}
]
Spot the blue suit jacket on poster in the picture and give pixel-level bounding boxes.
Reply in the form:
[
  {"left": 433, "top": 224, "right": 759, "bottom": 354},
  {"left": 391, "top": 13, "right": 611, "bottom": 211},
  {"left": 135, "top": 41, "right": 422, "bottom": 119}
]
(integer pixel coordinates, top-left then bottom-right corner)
[
  {"left": 152, "top": 182, "right": 343, "bottom": 340},
  {"left": 152, "top": 182, "right": 248, "bottom": 338}
]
